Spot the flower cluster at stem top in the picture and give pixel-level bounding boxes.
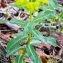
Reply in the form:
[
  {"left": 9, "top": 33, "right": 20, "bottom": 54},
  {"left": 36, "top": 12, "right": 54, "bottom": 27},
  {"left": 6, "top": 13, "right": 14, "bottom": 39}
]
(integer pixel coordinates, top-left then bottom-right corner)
[{"left": 15, "top": 0, "right": 49, "bottom": 13}]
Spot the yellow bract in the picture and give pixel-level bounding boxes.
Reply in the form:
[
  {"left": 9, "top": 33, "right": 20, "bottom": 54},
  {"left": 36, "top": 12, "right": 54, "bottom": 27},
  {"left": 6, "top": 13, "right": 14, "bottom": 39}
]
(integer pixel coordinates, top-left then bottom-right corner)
[
  {"left": 40, "top": 0, "right": 49, "bottom": 4},
  {"left": 34, "top": 1, "right": 40, "bottom": 10},
  {"left": 26, "top": 2, "right": 34, "bottom": 13},
  {"left": 26, "top": 1, "right": 40, "bottom": 13},
  {"left": 15, "top": 0, "right": 27, "bottom": 5},
  {"left": 15, "top": 0, "right": 49, "bottom": 13}
]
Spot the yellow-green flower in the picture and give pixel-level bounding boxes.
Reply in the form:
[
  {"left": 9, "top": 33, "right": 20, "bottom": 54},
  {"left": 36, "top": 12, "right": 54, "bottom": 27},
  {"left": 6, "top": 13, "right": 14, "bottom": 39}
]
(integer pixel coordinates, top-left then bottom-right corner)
[
  {"left": 15, "top": 0, "right": 49, "bottom": 13},
  {"left": 40, "top": 0, "right": 49, "bottom": 4},
  {"left": 26, "top": 1, "right": 40, "bottom": 13},
  {"left": 34, "top": 1, "right": 40, "bottom": 10},
  {"left": 26, "top": 2, "right": 35, "bottom": 13},
  {"left": 15, "top": 0, "right": 27, "bottom": 5}
]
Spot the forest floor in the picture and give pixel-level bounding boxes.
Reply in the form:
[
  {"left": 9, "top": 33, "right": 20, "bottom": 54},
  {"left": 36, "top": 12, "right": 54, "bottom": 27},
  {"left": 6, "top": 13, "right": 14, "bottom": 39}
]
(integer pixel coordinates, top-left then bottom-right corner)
[{"left": 0, "top": 0, "right": 63, "bottom": 63}]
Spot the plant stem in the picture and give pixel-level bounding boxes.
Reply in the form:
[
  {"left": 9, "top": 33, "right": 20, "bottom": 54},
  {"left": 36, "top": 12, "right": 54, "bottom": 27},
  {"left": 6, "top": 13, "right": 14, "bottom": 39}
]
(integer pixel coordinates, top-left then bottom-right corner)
[
  {"left": 30, "top": 12, "right": 32, "bottom": 22},
  {"left": 27, "top": 33, "right": 31, "bottom": 44},
  {"left": 27, "top": 12, "right": 32, "bottom": 44}
]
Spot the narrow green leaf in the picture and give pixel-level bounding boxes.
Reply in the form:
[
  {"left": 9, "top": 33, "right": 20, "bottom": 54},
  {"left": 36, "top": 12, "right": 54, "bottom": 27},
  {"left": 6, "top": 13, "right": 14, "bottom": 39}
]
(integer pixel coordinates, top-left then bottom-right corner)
[
  {"left": 7, "top": 46, "right": 25, "bottom": 57},
  {"left": 6, "top": 35, "right": 27, "bottom": 57},
  {"left": 0, "top": 20, "right": 7, "bottom": 24},
  {"left": 33, "top": 10, "right": 56, "bottom": 23},
  {"left": 30, "top": 37, "right": 41, "bottom": 45},
  {"left": 16, "top": 54, "right": 24, "bottom": 63},
  {"left": 23, "top": 21, "right": 35, "bottom": 34},
  {"left": 45, "top": 37, "right": 57, "bottom": 46},
  {"left": 30, "top": 39, "right": 41, "bottom": 45},
  {"left": 26, "top": 44, "right": 42, "bottom": 63},
  {"left": 31, "top": 30, "right": 45, "bottom": 42},
  {"left": 13, "top": 32, "right": 23, "bottom": 37},
  {"left": 10, "top": 19, "right": 25, "bottom": 27},
  {"left": 31, "top": 30, "right": 56, "bottom": 46},
  {"left": 24, "top": 21, "right": 30, "bottom": 31},
  {"left": 7, "top": 35, "right": 27, "bottom": 51},
  {"left": 59, "top": 12, "right": 63, "bottom": 20},
  {"left": 49, "top": 0, "right": 59, "bottom": 9}
]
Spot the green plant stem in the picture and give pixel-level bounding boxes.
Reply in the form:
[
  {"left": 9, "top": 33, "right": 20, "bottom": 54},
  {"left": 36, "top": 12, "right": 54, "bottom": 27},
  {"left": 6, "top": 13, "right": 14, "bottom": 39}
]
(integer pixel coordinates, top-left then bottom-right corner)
[
  {"left": 28, "top": 33, "right": 32, "bottom": 44},
  {"left": 27, "top": 12, "right": 33, "bottom": 44},
  {"left": 30, "top": 12, "right": 32, "bottom": 22}
]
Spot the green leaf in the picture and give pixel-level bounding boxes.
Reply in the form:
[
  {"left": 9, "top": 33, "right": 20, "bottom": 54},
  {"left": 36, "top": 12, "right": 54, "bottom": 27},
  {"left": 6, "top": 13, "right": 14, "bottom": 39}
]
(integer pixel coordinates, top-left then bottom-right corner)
[
  {"left": 10, "top": 19, "right": 25, "bottom": 27},
  {"left": 30, "top": 37, "right": 41, "bottom": 45},
  {"left": 0, "top": 20, "right": 7, "bottom": 24},
  {"left": 13, "top": 32, "right": 24, "bottom": 37},
  {"left": 0, "top": 50, "right": 2, "bottom": 56},
  {"left": 31, "top": 30, "right": 45, "bottom": 42},
  {"left": 10, "top": 19, "right": 34, "bottom": 32},
  {"left": 7, "top": 35, "right": 27, "bottom": 51},
  {"left": 31, "top": 30, "right": 57, "bottom": 46},
  {"left": 33, "top": 10, "right": 56, "bottom": 23},
  {"left": 24, "top": 21, "right": 35, "bottom": 30},
  {"left": 6, "top": 35, "right": 27, "bottom": 57},
  {"left": 16, "top": 54, "right": 24, "bottom": 63},
  {"left": 58, "top": 5, "right": 63, "bottom": 10},
  {"left": 49, "top": 0, "right": 59, "bottom": 9},
  {"left": 23, "top": 21, "right": 35, "bottom": 34},
  {"left": 45, "top": 37, "right": 57, "bottom": 46},
  {"left": 24, "top": 21, "right": 30, "bottom": 31},
  {"left": 30, "top": 39, "right": 41, "bottom": 45},
  {"left": 22, "top": 60, "right": 26, "bottom": 63},
  {"left": 41, "top": 0, "right": 63, "bottom": 11},
  {"left": 59, "top": 12, "right": 63, "bottom": 21},
  {"left": 7, "top": 46, "right": 25, "bottom": 57},
  {"left": 26, "top": 44, "right": 42, "bottom": 63}
]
